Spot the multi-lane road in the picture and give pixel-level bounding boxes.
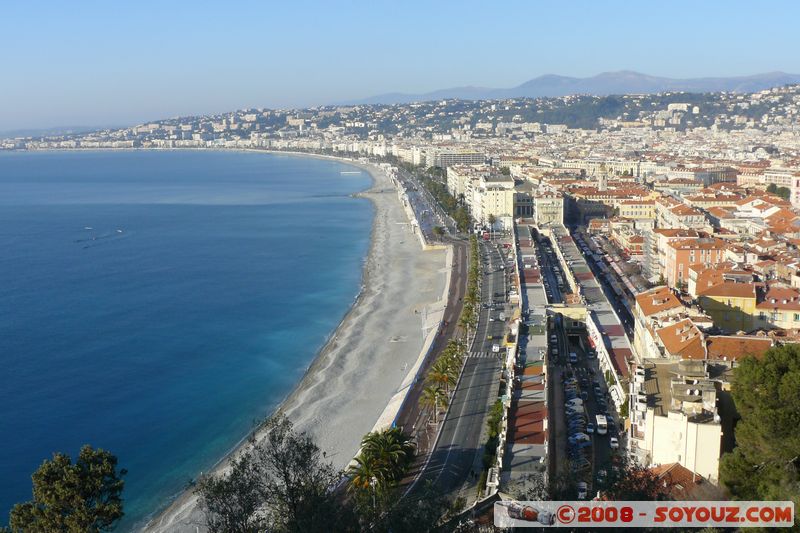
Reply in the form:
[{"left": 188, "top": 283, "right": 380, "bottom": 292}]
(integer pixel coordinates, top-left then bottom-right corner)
[
  {"left": 413, "top": 239, "right": 507, "bottom": 500},
  {"left": 396, "top": 169, "right": 457, "bottom": 237}
]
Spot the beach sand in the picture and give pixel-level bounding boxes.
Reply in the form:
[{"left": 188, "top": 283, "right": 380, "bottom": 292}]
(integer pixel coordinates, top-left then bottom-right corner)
[{"left": 143, "top": 157, "right": 447, "bottom": 532}]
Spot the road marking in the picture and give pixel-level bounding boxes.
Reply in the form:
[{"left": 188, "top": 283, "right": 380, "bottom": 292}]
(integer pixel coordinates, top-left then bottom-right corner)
[{"left": 468, "top": 351, "right": 497, "bottom": 358}]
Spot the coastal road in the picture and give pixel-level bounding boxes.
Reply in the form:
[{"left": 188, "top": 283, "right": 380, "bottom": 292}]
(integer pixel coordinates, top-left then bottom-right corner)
[
  {"left": 396, "top": 168, "right": 457, "bottom": 236},
  {"left": 411, "top": 240, "right": 505, "bottom": 502}
]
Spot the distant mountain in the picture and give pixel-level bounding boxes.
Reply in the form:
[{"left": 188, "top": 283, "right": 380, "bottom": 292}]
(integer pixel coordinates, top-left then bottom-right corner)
[{"left": 346, "top": 71, "right": 800, "bottom": 105}]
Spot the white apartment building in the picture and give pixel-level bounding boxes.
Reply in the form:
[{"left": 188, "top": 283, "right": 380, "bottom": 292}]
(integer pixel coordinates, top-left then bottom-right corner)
[
  {"left": 474, "top": 174, "right": 515, "bottom": 230},
  {"left": 763, "top": 169, "right": 800, "bottom": 207},
  {"left": 629, "top": 360, "right": 722, "bottom": 484}
]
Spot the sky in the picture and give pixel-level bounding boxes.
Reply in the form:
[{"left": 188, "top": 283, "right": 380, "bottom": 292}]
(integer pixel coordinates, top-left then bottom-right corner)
[{"left": 2, "top": 0, "right": 800, "bottom": 131}]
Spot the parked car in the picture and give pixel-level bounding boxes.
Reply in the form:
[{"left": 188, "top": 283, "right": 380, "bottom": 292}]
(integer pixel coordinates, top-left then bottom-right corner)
[
  {"left": 569, "top": 432, "right": 590, "bottom": 443},
  {"left": 586, "top": 423, "right": 595, "bottom": 434},
  {"left": 577, "top": 481, "right": 588, "bottom": 500},
  {"left": 568, "top": 450, "right": 585, "bottom": 461},
  {"left": 580, "top": 391, "right": 589, "bottom": 401},
  {"left": 571, "top": 458, "right": 591, "bottom": 472},
  {"left": 610, "top": 437, "right": 619, "bottom": 449}
]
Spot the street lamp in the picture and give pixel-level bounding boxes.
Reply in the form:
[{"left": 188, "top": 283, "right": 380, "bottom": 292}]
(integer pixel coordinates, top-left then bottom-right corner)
[{"left": 370, "top": 476, "right": 377, "bottom": 510}]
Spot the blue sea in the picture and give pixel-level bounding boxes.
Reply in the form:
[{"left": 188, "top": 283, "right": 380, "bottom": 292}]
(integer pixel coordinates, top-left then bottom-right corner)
[{"left": 0, "top": 150, "right": 373, "bottom": 530}]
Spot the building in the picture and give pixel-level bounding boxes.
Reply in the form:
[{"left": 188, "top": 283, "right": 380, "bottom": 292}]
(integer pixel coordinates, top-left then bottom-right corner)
[
  {"left": 629, "top": 360, "right": 722, "bottom": 484},
  {"left": 664, "top": 237, "right": 727, "bottom": 289},
  {"left": 476, "top": 174, "right": 516, "bottom": 230},
  {"left": 532, "top": 193, "right": 564, "bottom": 226},
  {"left": 755, "top": 284, "right": 800, "bottom": 329},
  {"left": 633, "top": 286, "right": 685, "bottom": 360},
  {"left": 446, "top": 164, "right": 492, "bottom": 200},
  {"left": 432, "top": 149, "right": 485, "bottom": 168},
  {"left": 619, "top": 199, "right": 655, "bottom": 220},
  {"left": 697, "top": 281, "right": 758, "bottom": 333}
]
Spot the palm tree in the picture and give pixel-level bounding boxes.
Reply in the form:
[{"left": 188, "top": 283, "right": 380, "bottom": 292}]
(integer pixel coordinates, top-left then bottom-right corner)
[
  {"left": 347, "top": 455, "right": 380, "bottom": 494},
  {"left": 458, "top": 309, "right": 475, "bottom": 340},
  {"left": 428, "top": 358, "right": 457, "bottom": 394},
  {"left": 487, "top": 214, "right": 497, "bottom": 239},
  {"left": 420, "top": 384, "right": 447, "bottom": 424},
  {"left": 464, "top": 288, "right": 479, "bottom": 307},
  {"left": 359, "top": 428, "right": 415, "bottom": 483}
]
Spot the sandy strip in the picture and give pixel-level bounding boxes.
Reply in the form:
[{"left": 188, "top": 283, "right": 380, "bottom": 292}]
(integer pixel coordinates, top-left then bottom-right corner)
[{"left": 142, "top": 154, "right": 447, "bottom": 532}]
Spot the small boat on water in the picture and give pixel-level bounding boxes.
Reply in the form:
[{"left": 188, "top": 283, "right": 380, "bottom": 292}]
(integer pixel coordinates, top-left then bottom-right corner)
[
  {"left": 340, "top": 171, "right": 362, "bottom": 175},
  {"left": 84, "top": 226, "right": 93, "bottom": 230}
]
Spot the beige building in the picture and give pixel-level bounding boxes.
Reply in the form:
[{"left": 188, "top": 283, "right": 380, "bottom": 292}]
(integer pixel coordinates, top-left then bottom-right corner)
[{"left": 533, "top": 193, "right": 564, "bottom": 226}]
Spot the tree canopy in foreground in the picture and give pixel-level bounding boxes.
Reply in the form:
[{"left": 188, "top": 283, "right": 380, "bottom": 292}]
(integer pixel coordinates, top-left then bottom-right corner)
[
  {"left": 3, "top": 445, "right": 126, "bottom": 533},
  {"left": 719, "top": 344, "right": 800, "bottom": 507}
]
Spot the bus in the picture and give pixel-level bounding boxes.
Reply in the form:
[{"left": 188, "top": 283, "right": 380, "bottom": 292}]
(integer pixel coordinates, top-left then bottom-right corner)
[{"left": 595, "top": 414, "right": 608, "bottom": 435}]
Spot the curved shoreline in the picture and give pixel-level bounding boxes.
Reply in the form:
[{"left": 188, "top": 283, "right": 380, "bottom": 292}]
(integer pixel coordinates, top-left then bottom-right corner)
[{"left": 142, "top": 151, "right": 447, "bottom": 532}]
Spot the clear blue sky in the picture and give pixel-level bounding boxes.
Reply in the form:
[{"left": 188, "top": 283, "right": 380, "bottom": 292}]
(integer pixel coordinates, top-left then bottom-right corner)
[{"left": 3, "top": 0, "right": 800, "bottom": 130}]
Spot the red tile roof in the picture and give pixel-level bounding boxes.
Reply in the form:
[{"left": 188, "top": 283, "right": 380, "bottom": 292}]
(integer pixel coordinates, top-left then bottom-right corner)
[{"left": 705, "top": 336, "right": 772, "bottom": 361}]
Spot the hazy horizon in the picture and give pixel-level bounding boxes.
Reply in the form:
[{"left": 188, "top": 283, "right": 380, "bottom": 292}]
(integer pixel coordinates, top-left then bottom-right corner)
[{"left": 3, "top": 0, "right": 800, "bottom": 130}]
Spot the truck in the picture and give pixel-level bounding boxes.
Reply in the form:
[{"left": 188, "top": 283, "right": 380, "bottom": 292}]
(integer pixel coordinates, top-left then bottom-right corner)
[{"left": 595, "top": 414, "right": 608, "bottom": 435}]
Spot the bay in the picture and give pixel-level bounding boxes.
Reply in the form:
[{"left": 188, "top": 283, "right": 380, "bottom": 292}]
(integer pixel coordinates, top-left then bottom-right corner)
[{"left": 0, "top": 150, "right": 373, "bottom": 530}]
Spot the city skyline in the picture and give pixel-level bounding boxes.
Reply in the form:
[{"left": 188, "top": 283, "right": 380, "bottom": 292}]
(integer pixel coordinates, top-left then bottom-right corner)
[{"left": 4, "top": 0, "right": 800, "bottom": 130}]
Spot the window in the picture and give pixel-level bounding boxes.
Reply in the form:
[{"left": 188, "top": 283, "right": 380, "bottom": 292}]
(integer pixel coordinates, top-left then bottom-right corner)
[{"left": 794, "top": 313, "right": 799, "bottom": 322}]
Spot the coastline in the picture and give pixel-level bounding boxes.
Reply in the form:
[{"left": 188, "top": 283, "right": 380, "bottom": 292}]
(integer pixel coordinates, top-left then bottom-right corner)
[{"left": 142, "top": 151, "right": 448, "bottom": 532}]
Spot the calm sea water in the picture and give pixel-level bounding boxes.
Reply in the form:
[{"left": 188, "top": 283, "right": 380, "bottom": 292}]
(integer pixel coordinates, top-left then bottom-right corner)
[{"left": 0, "top": 150, "right": 373, "bottom": 530}]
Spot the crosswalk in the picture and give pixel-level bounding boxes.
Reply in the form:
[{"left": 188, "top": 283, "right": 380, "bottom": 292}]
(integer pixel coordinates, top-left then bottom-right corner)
[{"left": 468, "top": 351, "right": 500, "bottom": 358}]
